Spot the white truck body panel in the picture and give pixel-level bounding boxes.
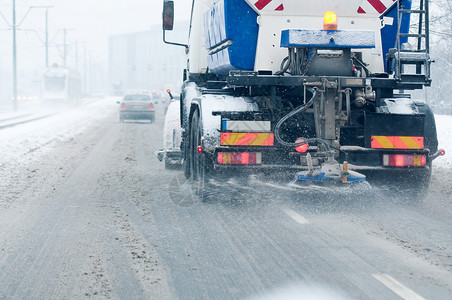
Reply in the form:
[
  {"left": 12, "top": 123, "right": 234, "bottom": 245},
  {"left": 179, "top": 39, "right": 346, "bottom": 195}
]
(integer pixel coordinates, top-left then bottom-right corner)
[
  {"left": 192, "top": 0, "right": 394, "bottom": 74},
  {"left": 188, "top": 0, "right": 212, "bottom": 74},
  {"left": 254, "top": 14, "right": 384, "bottom": 73}
]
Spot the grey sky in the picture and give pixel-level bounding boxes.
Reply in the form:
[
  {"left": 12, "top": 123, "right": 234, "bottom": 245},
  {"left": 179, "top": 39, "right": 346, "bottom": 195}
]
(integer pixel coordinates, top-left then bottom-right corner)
[{"left": 0, "top": 0, "right": 191, "bottom": 72}]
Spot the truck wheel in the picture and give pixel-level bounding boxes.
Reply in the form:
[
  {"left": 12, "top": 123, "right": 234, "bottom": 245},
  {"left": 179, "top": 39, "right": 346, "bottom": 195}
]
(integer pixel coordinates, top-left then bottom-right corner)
[
  {"left": 164, "top": 158, "right": 180, "bottom": 170},
  {"left": 190, "top": 110, "right": 211, "bottom": 201},
  {"left": 164, "top": 158, "right": 172, "bottom": 169},
  {"left": 184, "top": 141, "right": 191, "bottom": 179}
]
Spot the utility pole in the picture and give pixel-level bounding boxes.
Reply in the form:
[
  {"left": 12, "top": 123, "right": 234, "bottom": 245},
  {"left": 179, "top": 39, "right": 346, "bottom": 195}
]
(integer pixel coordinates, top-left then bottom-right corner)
[
  {"left": 45, "top": 9, "right": 49, "bottom": 67},
  {"left": 0, "top": 3, "right": 52, "bottom": 111},
  {"left": 75, "top": 40, "right": 79, "bottom": 72},
  {"left": 63, "top": 29, "right": 67, "bottom": 67},
  {"left": 83, "top": 46, "right": 87, "bottom": 95},
  {"left": 92, "top": 55, "right": 96, "bottom": 93},
  {"left": 12, "top": 0, "right": 17, "bottom": 111},
  {"left": 89, "top": 53, "right": 93, "bottom": 95},
  {"left": 56, "top": 28, "right": 75, "bottom": 68}
]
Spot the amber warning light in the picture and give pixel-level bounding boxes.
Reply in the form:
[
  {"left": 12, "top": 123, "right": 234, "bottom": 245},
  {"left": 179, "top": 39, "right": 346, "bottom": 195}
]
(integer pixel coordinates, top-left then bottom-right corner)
[{"left": 324, "top": 12, "right": 338, "bottom": 30}]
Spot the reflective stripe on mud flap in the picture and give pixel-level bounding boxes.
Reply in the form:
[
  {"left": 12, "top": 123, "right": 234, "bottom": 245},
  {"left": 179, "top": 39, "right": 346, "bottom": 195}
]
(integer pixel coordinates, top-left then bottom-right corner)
[
  {"left": 220, "top": 132, "right": 274, "bottom": 146},
  {"left": 222, "top": 120, "right": 271, "bottom": 132},
  {"left": 371, "top": 136, "right": 424, "bottom": 149}
]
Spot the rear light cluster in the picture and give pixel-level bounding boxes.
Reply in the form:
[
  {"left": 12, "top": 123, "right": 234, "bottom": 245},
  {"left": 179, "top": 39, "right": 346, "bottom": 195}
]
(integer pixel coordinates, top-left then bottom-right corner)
[
  {"left": 383, "top": 154, "right": 426, "bottom": 167},
  {"left": 148, "top": 102, "right": 154, "bottom": 109},
  {"left": 217, "top": 152, "right": 262, "bottom": 165},
  {"left": 295, "top": 138, "right": 308, "bottom": 153},
  {"left": 121, "top": 103, "right": 126, "bottom": 110}
]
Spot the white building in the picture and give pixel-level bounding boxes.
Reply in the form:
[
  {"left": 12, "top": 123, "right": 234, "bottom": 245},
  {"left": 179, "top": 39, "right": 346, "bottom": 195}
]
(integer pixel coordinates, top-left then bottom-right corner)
[{"left": 109, "top": 23, "right": 188, "bottom": 95}]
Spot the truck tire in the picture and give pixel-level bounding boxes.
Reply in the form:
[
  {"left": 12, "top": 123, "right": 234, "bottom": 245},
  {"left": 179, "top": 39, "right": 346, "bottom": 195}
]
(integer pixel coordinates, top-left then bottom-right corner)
[
  {"left": 165, "top": 157, "right": 182, "bottom": 170},
  {"left": 403, "top": 102, "right": 436, "bottom": 200},
  {"left": 368, "top": 103, "right": 436, "bottom": 201},
  {"left": 164, "top": 158, "right": 173, "bottom": 169},
  {"left": 190, "top": 110, "right": 211, "bottom": 201},
  {"left": 415, "top": 102, "right": 438, "bottom": 153}
]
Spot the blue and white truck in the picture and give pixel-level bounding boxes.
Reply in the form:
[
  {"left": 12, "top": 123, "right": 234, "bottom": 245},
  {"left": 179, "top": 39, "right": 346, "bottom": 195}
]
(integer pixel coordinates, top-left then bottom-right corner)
[{"left": 162, "top": 0, "right": 444, "bottom": 199}]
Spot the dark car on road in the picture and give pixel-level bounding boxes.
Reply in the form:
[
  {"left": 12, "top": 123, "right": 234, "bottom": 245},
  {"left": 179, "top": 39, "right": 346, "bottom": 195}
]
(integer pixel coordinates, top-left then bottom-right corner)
[{"left": 119, "top": 94, "right": 155, "bottom": 123}]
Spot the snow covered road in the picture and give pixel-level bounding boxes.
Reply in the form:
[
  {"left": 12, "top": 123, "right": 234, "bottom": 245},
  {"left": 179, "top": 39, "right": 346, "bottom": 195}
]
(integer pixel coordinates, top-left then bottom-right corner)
[{"left": 0, "top": 98, "right": 451, "bottom": 299}]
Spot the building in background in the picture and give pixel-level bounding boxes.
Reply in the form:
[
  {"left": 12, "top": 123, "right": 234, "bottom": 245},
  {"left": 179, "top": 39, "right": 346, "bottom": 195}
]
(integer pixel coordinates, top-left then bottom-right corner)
[{"left": 109, "top": 23, "right": 188, "bottom": 96}]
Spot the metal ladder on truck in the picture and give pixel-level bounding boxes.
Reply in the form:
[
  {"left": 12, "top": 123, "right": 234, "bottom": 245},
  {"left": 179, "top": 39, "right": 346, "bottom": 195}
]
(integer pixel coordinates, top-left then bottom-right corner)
[{"left": 389, "top": 0, "right": 432, "bottom": 86}]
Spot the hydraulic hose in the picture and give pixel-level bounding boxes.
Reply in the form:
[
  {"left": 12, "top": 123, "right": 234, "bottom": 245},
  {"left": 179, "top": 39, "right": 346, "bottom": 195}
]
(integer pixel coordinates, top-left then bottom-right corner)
[
  {"left": 274, "top": 88, "right": 330, "bottom": 151},
  {"left": 275, "top": 56, "right": 290, "bottom": 76}
]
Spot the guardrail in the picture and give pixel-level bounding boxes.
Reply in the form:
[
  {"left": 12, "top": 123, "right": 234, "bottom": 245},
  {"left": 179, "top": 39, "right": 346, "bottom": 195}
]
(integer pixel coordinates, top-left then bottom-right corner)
[{"left": 0, "top": 113, "right": 53, "bottom": 130}]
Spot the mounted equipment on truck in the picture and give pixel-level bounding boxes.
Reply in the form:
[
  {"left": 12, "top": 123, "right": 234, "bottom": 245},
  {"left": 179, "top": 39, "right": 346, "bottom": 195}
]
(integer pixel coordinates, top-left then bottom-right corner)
[{"left": 162, "top": 0, "right": 444, "bottom": 199}]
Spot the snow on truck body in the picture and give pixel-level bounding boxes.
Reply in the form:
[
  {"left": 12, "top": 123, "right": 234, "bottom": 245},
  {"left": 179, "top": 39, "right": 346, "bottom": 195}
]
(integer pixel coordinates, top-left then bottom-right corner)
[
  {"left": 157, "top": 99, "right": 184, "bottom": 168},
  {"left": 163, "top": 0, "right": 444, "bottom": 197},
  {"left": 200, "top": 0, "right": 410, "bottom": 75}
]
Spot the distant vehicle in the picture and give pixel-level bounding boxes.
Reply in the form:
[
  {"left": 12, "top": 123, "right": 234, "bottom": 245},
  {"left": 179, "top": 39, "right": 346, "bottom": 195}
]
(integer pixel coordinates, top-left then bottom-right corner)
[
  {"left": 111, "top": 83, "right": 123, "bottom": 96},
  {"left": 151, "top": 91, "right": 161, "bottom": 99},
  {"left": 92, "top": 90, "right": 105, "bottom": 98},
  {"left": 42, "top": 65, "right": 81, "bottom": 104},
  {"left": 118, "top": 94, "right": 155, "bottom": 123},
  {"left": 14, "top": 95, "right": 39, "bottom": 101},
  {"left": 141, "top": 90, "right": 160, "bottom": 104},
  {"left": 156, "top": 99, "right": 183, "bottom": 169}
]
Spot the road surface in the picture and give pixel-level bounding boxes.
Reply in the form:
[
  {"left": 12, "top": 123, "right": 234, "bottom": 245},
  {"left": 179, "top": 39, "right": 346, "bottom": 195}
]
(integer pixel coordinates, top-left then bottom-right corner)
[{"left": 0, "top": 99, "right": 451, "bottom": 299}]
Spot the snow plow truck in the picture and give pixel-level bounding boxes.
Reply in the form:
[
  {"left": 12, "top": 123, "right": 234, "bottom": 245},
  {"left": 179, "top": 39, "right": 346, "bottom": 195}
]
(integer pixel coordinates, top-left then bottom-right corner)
[{"left": 162, "top": 0, "right": 444, "bottom": 199}]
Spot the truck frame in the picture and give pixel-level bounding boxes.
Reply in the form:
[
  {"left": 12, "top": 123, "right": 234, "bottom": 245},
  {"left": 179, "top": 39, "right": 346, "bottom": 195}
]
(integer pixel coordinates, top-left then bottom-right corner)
[{"left": 162, "top": 0, "right": 444, "bottom": 199}]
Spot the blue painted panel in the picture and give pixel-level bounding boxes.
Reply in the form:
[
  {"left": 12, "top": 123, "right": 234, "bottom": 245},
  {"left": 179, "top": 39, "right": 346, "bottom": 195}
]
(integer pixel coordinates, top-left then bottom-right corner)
[
  {"left": 204, "top": 0, "right": 259, "bottom": 75},
  {"left": 280, "top": 30, "right": 375, "bottom": 49}
]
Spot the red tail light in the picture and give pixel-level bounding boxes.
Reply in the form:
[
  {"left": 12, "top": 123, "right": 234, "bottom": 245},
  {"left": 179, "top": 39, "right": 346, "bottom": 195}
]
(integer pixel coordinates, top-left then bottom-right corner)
[
  {"left": 148, "top": 102, "right": 154, "bottom": 109},
  {"left": 121, "top": 103, "right": 126, "bottom": 110},
  {"left": 383, "top": 154, "right": 426, "bottom": 167},
  {"left": 217, "top": 152, "right": 262, "bottom": 165},
  {"left": 295, "top": 138, "right": 308, "bottom": 153}
]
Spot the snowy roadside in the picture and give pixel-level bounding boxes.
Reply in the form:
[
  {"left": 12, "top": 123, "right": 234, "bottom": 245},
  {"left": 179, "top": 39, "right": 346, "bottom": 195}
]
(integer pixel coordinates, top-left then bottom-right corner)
[
  {"left": 433, "top": 114, "right": 452, "bottom": 168},
  {"left": 425, "top": 114, "right": 452, "bottom": 217},
  {"left": 0, "top": 97, "right": 119, "bottom": 171}
]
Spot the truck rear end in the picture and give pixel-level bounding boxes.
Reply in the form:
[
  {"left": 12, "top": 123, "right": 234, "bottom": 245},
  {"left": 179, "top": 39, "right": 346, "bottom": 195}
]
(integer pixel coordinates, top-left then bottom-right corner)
[{"left": 162, "top": 0, "right": 444, "bottom": 198}]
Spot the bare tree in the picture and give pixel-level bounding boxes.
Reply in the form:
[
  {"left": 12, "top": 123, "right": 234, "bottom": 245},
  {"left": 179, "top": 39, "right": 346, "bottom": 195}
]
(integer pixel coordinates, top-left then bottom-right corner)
[{"left": 424, "top": 0, "right": 452, "bottom": 112}]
